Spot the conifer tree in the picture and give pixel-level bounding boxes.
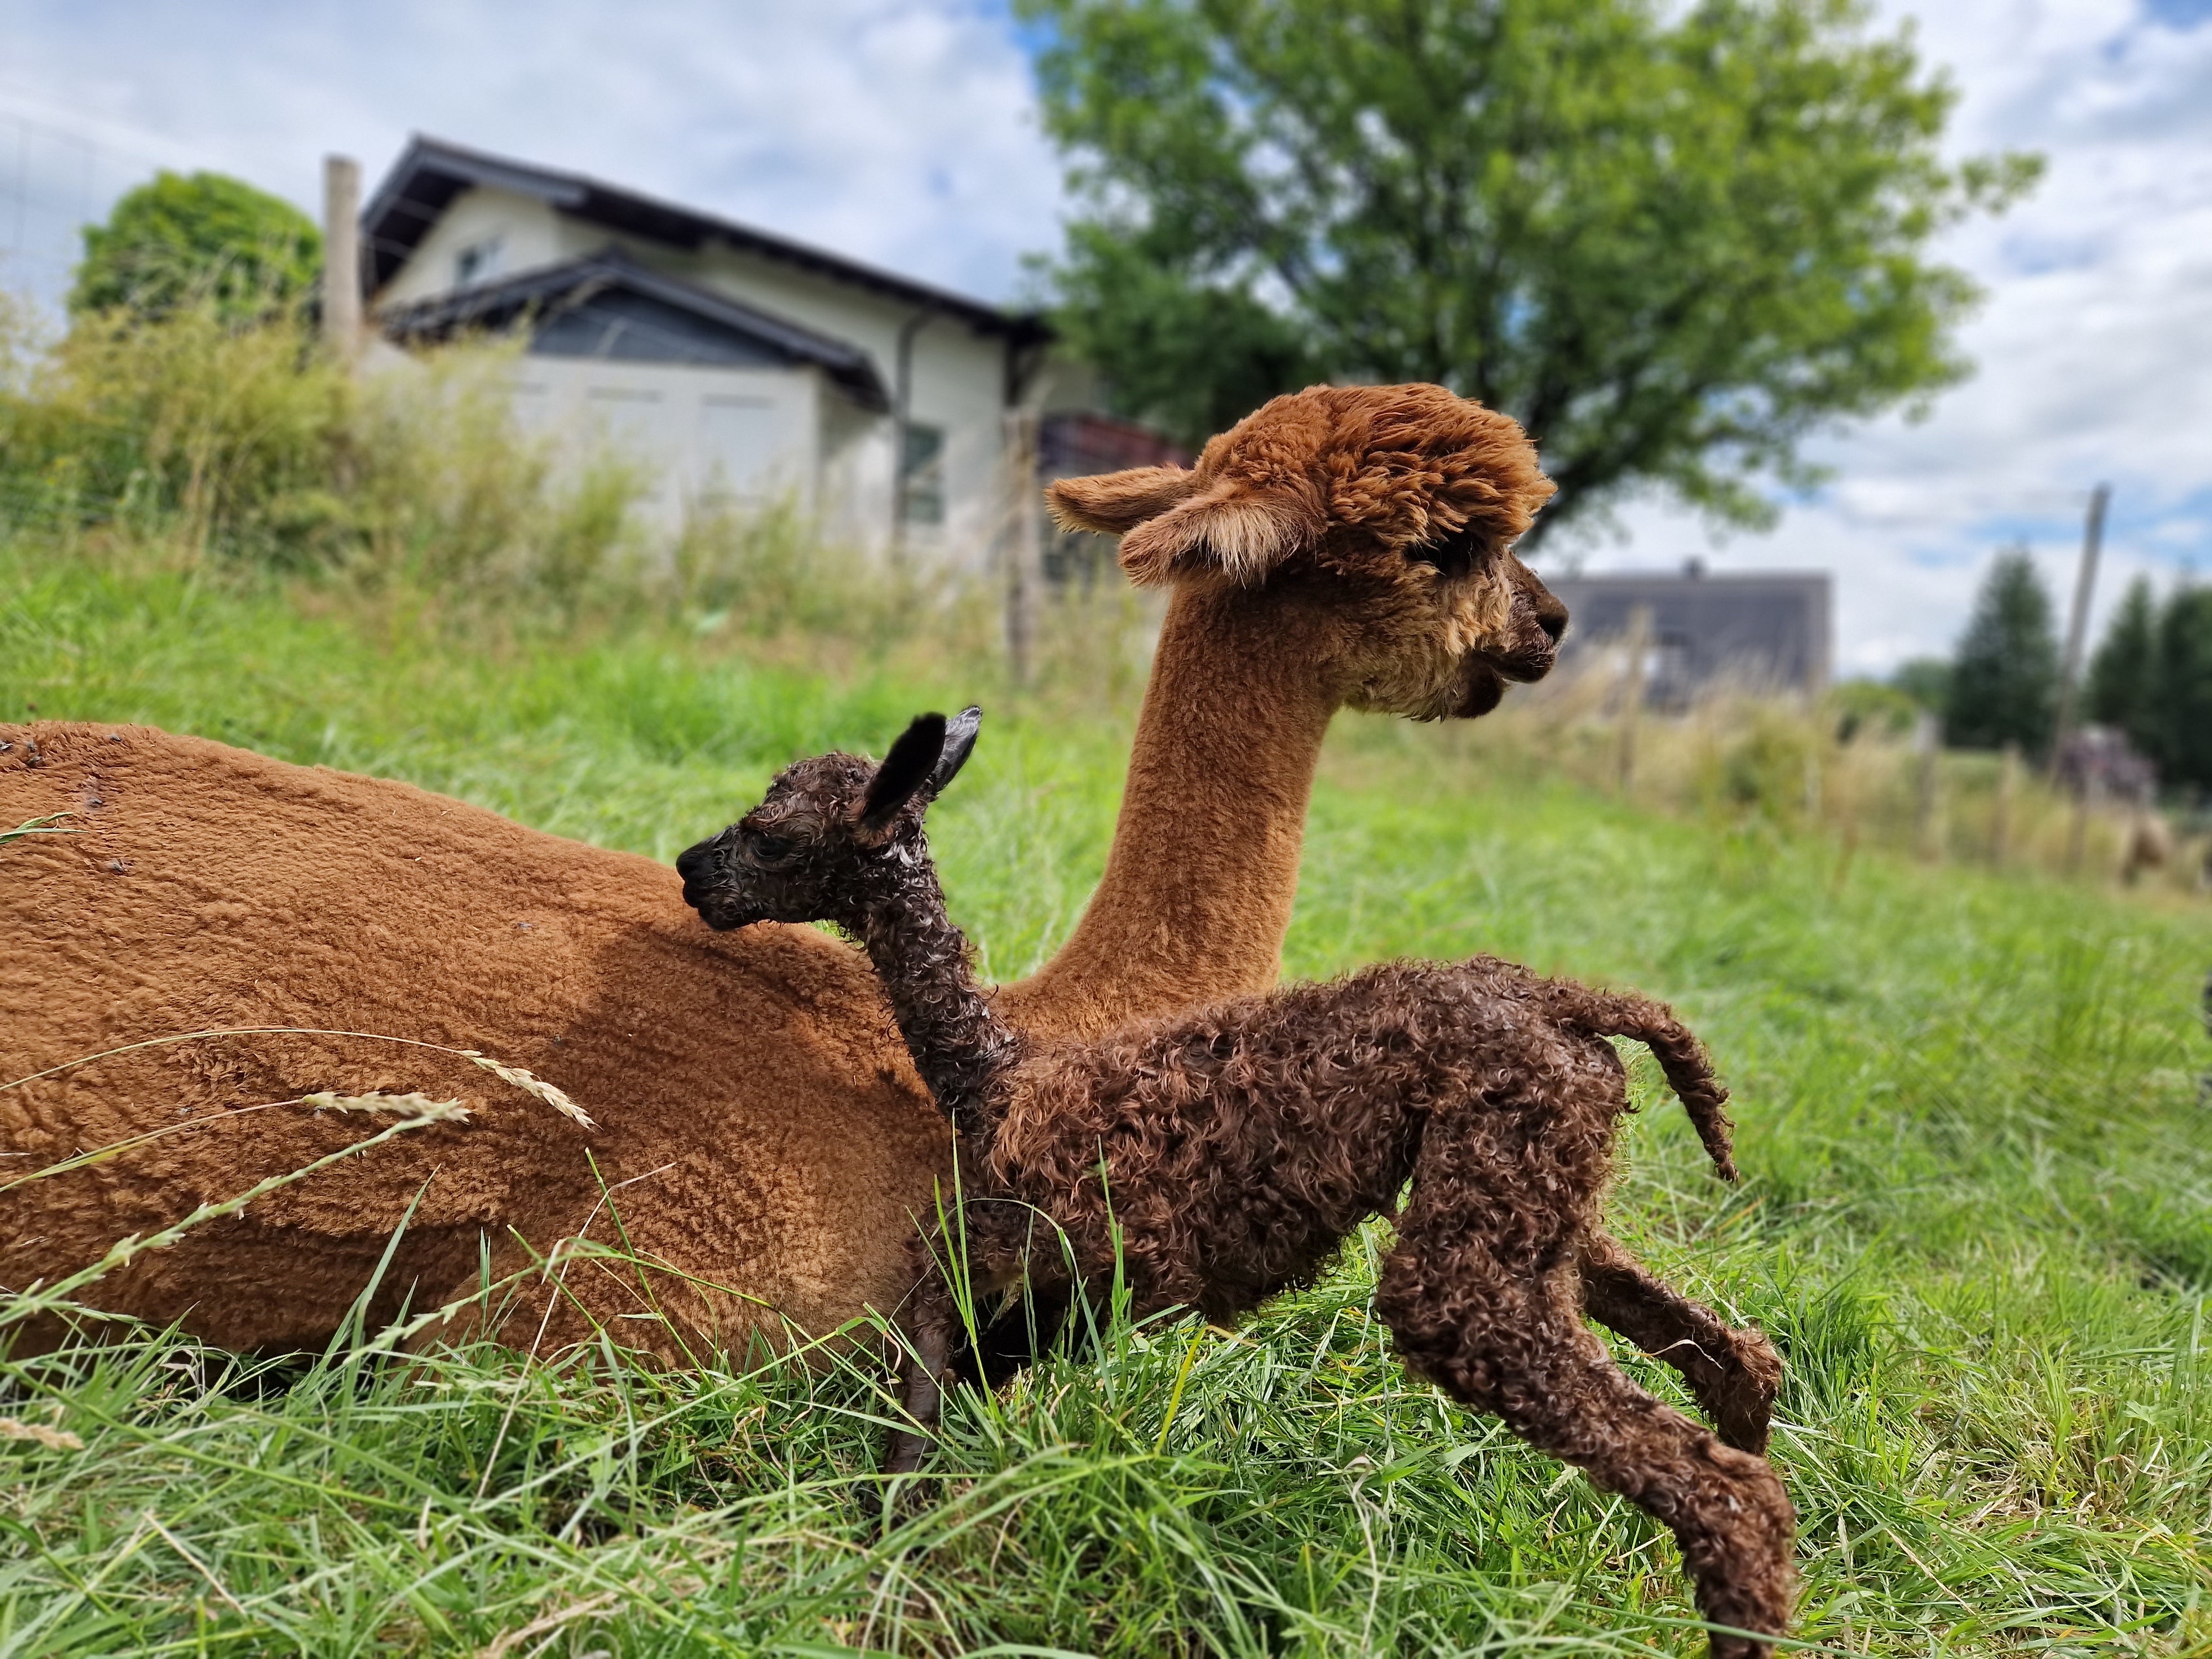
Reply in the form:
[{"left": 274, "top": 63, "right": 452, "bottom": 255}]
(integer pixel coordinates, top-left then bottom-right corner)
[
  {"left": 2086, "top": 575, "right": 2161, "bottom": 755},
  {"left": 2151, "top": 584, "right": 2212, "bottom": 792},
  {"left": 1944, "top": 548, "right": 2059, "bottom": 754}
]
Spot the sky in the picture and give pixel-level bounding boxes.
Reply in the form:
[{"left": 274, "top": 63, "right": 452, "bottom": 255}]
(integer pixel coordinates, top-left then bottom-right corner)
[{"left": 1, "top": 0, "right": 2207, "bottom": 677}]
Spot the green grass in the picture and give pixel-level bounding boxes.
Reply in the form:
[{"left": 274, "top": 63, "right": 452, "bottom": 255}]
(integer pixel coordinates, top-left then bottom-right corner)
[{"left": 4, "top": 542, "right": 2210, "bottom": 1656}]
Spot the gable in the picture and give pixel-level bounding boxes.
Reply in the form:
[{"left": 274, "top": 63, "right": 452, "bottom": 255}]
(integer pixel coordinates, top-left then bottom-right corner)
[
  {"left": 364, "top": 134, "right": 1049, "bottom": 352},
  {"left": 531, "top": 286, "right": 790, "bottom": 370},
  {"left": 378, "top": 247, "right": 890, "bottom": 411}
]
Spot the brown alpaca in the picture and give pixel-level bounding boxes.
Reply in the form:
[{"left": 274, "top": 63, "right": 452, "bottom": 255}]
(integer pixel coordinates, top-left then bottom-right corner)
[
  {"left": 1, "top": 382, "right": 1573, "bottom": 1365},
  {"left": 678, "top": 714, "right": 1797, "bottom": 1659}
]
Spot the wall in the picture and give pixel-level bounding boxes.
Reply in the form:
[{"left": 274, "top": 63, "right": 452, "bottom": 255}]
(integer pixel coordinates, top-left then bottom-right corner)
[
  {"left": 375, "top": 188, "right": 567, "bottom": 309},
  {"left": 509, "top": 356, "right": 822, "bottom": 531}
]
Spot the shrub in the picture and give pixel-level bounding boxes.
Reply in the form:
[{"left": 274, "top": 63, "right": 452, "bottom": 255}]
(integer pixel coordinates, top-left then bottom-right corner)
[
  {"left": 0, "top": 286, "right": 1048, "bottom": 671},
  {"left": 0, "top": 296, "right": 651, "bottom": 604},
  {"left": 2, "top": 298, "right": 348, "bottom": 559}
]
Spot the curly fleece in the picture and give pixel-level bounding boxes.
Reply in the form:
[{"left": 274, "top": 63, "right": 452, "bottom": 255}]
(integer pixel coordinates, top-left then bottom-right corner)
[{"left": 680, "top": 739, "right": 1796, "bottom": 1659}]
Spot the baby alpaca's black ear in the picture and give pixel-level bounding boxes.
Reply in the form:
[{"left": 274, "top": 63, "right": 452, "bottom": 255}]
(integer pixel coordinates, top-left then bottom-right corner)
[
  {"left": 859, "top": 713, "right": 949, "bottom": 832},
  {"left": 930, "top": 706, "right": 982, "bottom": 797}
]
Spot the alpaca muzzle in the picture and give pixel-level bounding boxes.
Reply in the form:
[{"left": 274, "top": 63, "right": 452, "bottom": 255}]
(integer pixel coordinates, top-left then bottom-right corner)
[
  {"left": 1481, "top": 576, "right": 1567, "bottom": 685},
  {"left": 676, "top": 833, "right": 763, "bottom": 931}
]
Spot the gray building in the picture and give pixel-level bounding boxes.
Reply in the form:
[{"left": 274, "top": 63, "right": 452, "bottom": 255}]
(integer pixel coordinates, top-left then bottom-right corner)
[{"left": 1545, "top": 563, "right": 1833, "bottom": 704}]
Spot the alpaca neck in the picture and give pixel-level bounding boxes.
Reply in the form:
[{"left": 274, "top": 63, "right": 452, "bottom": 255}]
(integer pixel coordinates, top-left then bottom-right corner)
[
  {"left": 851, "top": 868, "right": 1017, "bottom": 1138},
  {"left": 999, "top": 580, "right": 1337, "bottom": 1039}
]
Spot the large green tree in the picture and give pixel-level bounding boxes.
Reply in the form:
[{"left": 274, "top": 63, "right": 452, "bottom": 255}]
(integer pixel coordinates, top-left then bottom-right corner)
[
  {"left": 1019, "top": 0, "right": 2038, "bottom": 543},
  {"left": 71, "top": 171, "right": 321, "bottom": 323},
  {"left": 1944, "top": 549, "right": 2058, "bottom": 755}
]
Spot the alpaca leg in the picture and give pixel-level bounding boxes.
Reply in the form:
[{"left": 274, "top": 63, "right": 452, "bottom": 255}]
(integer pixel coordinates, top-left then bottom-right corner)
[
  {"left": 1580, "top": 1232, "right": 1783, "bottom": 1456},
  {"left": 1380, "top": 1126, "right": 1795, "bottom": 1658},
  {"left": 886, "top": 1281, "right": 957, "bottom": 1477}
]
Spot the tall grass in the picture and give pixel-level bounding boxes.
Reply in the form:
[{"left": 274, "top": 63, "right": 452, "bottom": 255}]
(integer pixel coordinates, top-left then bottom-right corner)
[
  {"left": 1447, "top": 661, "right": 2208, "bottom": 898},
  {"left": 0, "top": 295, "right": 653, "bottom": 605},
  {"left": 5, "top": 531, "right": 2210, "bottom": 1655}
]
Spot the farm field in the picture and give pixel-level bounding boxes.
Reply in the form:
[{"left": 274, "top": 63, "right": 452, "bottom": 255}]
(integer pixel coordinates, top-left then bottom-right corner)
[{"left": 4, "top": 540, "right": 2211, "bottom": 1657}]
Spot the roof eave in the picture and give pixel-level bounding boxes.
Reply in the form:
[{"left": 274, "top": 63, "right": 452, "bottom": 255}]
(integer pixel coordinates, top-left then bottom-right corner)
[
  {"left": 375, "top": 247, "right": 892, "bottom": 411},
  {"left": 365, "top": 133, "right": 1055, "bottom": 349}
]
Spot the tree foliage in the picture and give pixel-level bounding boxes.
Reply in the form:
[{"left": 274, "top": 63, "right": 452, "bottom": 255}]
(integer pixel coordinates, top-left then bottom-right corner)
[
  {"left": 2090, "top": 578, "right": 2212, "bottom": 794},
  {"left": 2085, "top": 575, "right": 2159, "bottom": 742},
  {"left": 2150, "top": 586, "right": 2212, "bottom": 794},
  {"left": 71, "top": 171, "right": 321, "bottom": 323},
  {"left": 1890, "top": 657, "right": 1950, "bottom": 715},
  {"left": 1944, "top": 549, "right": 2058, "bottom": 755},
  {"left": 1019, "top": 0, "right": 2039, "bottom": 544}
]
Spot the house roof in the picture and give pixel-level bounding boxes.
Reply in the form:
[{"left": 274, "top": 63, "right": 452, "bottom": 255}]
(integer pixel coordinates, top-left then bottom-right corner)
[
  {"left": 376, "top": 245, "right": 891, "bottom": 409},
  {"left": 363, "top": 135, "right": 1052, "bottom": 347},
  {"left": 1039, "top": 411, "right": 1192, "bottom": 477},
  {"left": 1545, "top": 567, "right": 1833, "bottom": 692}
]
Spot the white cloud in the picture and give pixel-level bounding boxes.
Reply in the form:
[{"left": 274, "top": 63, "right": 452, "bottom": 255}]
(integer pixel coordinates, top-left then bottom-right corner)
[
  {"left": 0, "top": 0, "right": 1062, "bottom": 302},
  {"left": 0, "top": 0, "right": 2205, "bottom": 676}
]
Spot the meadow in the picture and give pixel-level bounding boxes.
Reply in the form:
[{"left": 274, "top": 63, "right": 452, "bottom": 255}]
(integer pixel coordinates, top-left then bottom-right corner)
[{"left": 4, "top": 532, "right": 2211, "bottom": 1658}]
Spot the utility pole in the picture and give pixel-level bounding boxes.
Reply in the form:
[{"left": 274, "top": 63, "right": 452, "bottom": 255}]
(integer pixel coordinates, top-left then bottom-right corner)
[
  {"left": 321, "top": 154, "right": 362, "bottom": 368},
  {"left": 2052, "top": 482, "right": 2111, "bottom": 763}
]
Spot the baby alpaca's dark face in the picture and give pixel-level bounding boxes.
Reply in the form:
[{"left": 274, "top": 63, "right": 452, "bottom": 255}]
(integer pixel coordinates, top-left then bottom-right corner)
[
  {"left": 677, "top": 708, "right": 979, "bottom": 933},
  {"left": 676, "top": 754, "right": 886, "bottom": 932}
]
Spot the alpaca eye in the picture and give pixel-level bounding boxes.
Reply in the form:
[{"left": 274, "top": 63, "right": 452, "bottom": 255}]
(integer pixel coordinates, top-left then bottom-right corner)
[
  {"left": 749, "top": 833, "right": 799, "bottom": 863},
  {"left": 1409, "top": 525, "right": 1481, "bottom": 579}
]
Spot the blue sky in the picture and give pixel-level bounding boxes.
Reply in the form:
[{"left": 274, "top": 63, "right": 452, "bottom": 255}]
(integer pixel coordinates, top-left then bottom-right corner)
[{"left": 1, "top": 0, "right": 2206, "bottom": 676}]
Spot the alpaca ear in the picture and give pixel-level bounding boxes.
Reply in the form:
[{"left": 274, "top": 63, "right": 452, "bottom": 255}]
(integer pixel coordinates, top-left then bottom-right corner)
[
  {"left": 1046, "top": 466, "right": 1197, "bottom": 534},
  {"left": 1114, "top": 479, "right": 1311, "bottom": 587},
  {"left": 928, "top": 706, "right": 982, "bottom": 797},
  {"left": 859, "top": 713, "right": 948, "bottom": 832}
]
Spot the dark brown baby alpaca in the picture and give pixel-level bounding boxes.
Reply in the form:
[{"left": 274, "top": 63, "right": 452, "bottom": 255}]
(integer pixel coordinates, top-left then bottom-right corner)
[{"left": 676, "top": 713, "right": 1796, "bottom": 1658}]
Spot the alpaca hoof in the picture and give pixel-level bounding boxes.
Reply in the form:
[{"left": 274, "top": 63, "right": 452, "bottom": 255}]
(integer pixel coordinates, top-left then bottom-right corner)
[
  {"left": 883, "top": 1427, "right": 934, "bottom": 1477},
  {"left": 1691, "top": 1444, "right": 1797, "bottom": 1659},
  {"left": 1711, "top": 1332, "right": 1784, "bottom": 1457}
]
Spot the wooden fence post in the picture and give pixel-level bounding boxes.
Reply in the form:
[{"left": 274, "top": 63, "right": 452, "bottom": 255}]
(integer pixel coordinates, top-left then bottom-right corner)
[
  {"left": 2064, "top": 767, "right": 2101, "bottom": 878},
  {"left": 322, "top": 155, "right": 363, "bottom": 369},
  {"left": 1616, "top": 605, "right": 1651, "bottom": 798},
  {"left": 1001, "top": 408, "right": 1042, "bottom": 690},
  {"left": 1991, "top": 743, "right": 2018, "bottom": 867},
  {"left": 1914, "top": 711, "right": 1943, "bottom": 862}
]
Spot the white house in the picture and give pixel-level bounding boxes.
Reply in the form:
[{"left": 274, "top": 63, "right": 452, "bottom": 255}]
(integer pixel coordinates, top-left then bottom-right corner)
[{"left": 362, "top": 136, "right": 1062, "bottom": 561}]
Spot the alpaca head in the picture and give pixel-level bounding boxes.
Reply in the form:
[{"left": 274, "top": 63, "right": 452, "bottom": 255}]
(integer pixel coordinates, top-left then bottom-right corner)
[
  {"left": 676, "top": 708, "right": 980, "bottom": 933},
  {"left": 1047, "top": 384, "right": 1566, "bottom": 719}
]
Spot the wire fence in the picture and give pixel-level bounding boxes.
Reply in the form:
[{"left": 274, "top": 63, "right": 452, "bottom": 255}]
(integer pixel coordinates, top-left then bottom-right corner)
[{"left": 0, "top": 109, "right": 196, "bottom": 313}]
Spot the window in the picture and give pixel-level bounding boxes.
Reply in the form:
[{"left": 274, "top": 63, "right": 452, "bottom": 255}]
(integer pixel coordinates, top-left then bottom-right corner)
[
  {"left": 453, "top": 236, "right": 504, "bottom": 287},
  {"left": 900, "top": 422, "right": 945, "bottom": 526}
]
